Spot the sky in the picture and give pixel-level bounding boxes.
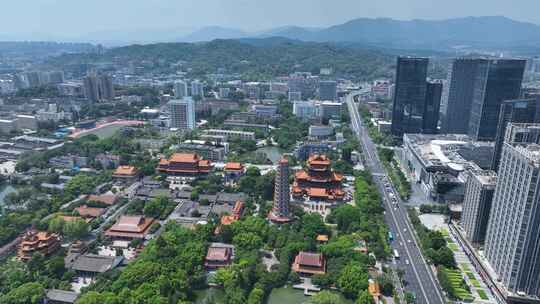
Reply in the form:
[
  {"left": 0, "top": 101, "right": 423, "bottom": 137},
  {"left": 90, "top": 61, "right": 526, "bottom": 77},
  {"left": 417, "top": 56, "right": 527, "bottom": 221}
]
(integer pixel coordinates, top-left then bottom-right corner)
[{"left": 1, "top": 0, "right": 539, "bottom": 41}]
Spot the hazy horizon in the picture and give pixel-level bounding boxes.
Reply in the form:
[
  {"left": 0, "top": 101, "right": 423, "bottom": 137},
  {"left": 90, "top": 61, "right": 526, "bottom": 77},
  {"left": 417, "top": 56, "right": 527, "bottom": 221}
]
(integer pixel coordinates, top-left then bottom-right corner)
[{"left": 1, "top": 0, "right": 539, "bottom": 42}]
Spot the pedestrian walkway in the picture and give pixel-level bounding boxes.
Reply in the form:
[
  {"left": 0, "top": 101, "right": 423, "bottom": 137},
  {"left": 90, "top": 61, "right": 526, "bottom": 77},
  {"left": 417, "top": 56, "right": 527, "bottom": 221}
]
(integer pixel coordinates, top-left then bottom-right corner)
[{"left": 441, "top": 227, "right": 497, "bottom": 303}]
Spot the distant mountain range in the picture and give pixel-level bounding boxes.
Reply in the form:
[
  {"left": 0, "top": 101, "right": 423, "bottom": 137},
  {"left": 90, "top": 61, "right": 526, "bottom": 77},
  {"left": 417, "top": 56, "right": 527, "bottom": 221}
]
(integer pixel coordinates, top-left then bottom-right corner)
[
  {"left": 2, "top": 16, "right": 539, "bottom": 53},
  {"left": 177, "top": 16, "right": 540, "bottom": 51}
]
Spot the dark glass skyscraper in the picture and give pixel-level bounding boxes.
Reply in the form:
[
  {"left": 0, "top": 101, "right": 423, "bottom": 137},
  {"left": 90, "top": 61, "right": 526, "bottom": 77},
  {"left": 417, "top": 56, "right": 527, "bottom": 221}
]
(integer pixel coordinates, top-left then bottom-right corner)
[
  {"left": 391, "top": 57, "right": 429, "bottom": 137},
  {"left": 441, "top": 58, "right": 482, "bottom": 133},
  {"left": 491, "top": 97, "right": 540, "bottom": 171},
  {"left": 422, "top": 81, "right": 442, "bottom": 134},
  {"left": 468, "top": 59, "right": 526, "bottom": 141}
]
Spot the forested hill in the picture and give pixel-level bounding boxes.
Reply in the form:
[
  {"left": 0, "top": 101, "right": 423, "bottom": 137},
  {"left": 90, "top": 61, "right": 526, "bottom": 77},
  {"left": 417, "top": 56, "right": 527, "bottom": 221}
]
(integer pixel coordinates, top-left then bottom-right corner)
[{"left": 45, "top": 39, "right": 395, "bottom": 81}]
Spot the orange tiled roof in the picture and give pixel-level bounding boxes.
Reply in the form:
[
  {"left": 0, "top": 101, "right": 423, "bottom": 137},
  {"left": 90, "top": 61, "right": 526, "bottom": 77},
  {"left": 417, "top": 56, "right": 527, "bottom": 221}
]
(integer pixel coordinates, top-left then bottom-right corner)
[
  {"left": 206, "top": 246, "right": 232, "bottom": 261},
  {"left": 316, "top": 235, "right": 329, "bottom": 242},
  {"left": 292, "top": 251, "right": 326, "bottom": 275},
  {"left": 169, "top": 153, "right": 199, "bottom": 163},
  {"left": 220, "top": 215, "right": 236, "bottom": 226},
  {"left": 369, "top": 280, "right": 381, "bottom": 297},
  {"left": 295, "top": 170, "right": 309, "bottom": 180},
  {"left": 75, "top": 205, "right": 106, "bottom": 218},
  {"left": 224, "top": 162, "right": 244, "bottom": 171},
  {"left": 113, "top": 165, "right": 138, "bottom": 177},
  {"left": 105, "top": 215, "right": 154, "bottom": 239},
  {"left": 87, "top": 194, "right": 118, "bottom": 206},
  {"left": 307, "top": 187, "right": 329, "bottom": 198},
  {"left": 308, "top": 154, "right": 331, "bottom": 165},
  {"left": 232, "top": 201, "right": 244, "bottom": 216}
]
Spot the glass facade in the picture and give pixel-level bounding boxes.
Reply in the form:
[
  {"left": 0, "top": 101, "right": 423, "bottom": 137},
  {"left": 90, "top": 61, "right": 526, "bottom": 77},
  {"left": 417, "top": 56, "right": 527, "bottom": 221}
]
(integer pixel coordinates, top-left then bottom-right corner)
[
  {"left": 391, "top": 57, "right": 429, "bottom": 137},
  {"left": 468, "top": 59, "right": 526, "bottom": 141}
]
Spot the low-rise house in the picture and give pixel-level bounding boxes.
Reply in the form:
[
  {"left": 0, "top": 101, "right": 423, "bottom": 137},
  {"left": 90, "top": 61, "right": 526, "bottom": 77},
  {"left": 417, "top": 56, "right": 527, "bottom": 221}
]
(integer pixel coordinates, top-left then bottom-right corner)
[
  {"left": 112, "top": 165, "right": 139, "bottom": 181},
  {"left": 199, "top": 194, "right": 218, "bottom": 204},
  {"left": 86, "top": 194, "right": 118, "bottom": 206},
  {"left": 220, "top": 201, "right": 244, "bottom": 226},
  {"left": 224, "top": 162, "right": 244, "bottom": 183},
  {"left": 216, "top": 192, "right": 247, "bottom": 205},
  {"left": 49, "top": 155, "right": 88, "bottom": 169},
  {"left": 316, "top": 234, "right": 329, "bottom": 243},
  {"left": 17, "top": 230, "right": 61, "bottom": 261},
  {"left": 205, "top": 243, "right": 234, "bottom": 270},
  {"left": 95, "top": 153, "right": 120, "bottom": 169},
  {"left": 292, "top": 251, "right": 326, "bottom": 276},
  {"left": 67, "top": 254, "right": 123, "bottom": 276},
  {"left": 75, "top": 205, "right": 106, "bottom": 220},
  {"left": 157, "top": 153, "right": 212, "bottom": 176},
  {"left": 41, "top": 182, "right": 65, "bottom": 192},
  {"left": 68, "top": 240, "right": 87, "bottom": 256},
  {"left": 44, "top": 289, "right": 80, "bottom": 304},
  {"left": 105, "top": 215, "right": 154, "bottom": 240}
]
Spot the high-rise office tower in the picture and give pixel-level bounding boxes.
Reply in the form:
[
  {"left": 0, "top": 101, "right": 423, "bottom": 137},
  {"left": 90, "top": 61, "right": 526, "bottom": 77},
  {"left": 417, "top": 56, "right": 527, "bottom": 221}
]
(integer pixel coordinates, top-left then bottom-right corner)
[
  {"left": 443, "top": 58, "right": 526, "bottom": 139},
  {"left": 268, "top": 157, "right": 292, "bottom": 223},
  {"left": 83, "top": 75, "right": 100, "bottom": 103},
  {"left": 391, "top": 57, "right": 429, "bottom": 136},
  {"left": 422, "top": 81, "right": 443, "bottom": 134},
  {"left": 47, "top": 71, "right": 64, "bottom": 84},
  {"left": 25, "top": 71, "right": 42, "bottom": 88},
  {"left": 168, "top": 97, "right": 195, "bottom": 130},
  {"left": 98, "top": 75, "right": 115, "bottom": 101},
  {"left": 461, "top": 170, "right": 497, "bottom": 244},
  {"left": 468, "top": 59, "right": 526, "bottom": 141},
  {"left": 319, "top": 80, "right": 337, "bottom": 101},
  {"left": 485, "top": 142, "right": 540, "bottom": 297},
  {"left": 491, "top": 97, "right": 540, "bottom": 171},
  {"left": 84, "top": 74, "right": 114, "bottom": 102},
  {"left": 191, "top": 80, "right": 204, "bottom": 98},
  {"left": 174, "top": 80, "right": 188, "bottom": 99},
  {"left": 391, "top": 57, "right": 442, "bottom": 137},
  {"left": 441, "top": 59, "right": 482, "bottom": 133}
]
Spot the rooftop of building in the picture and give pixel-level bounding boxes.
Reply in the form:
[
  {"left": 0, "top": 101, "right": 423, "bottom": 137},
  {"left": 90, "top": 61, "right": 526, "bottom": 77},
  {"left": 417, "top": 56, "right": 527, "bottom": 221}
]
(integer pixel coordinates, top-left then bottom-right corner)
[
  {"left": 224, "top": 162, "right": 244, "bottom": 171},
  {"left": 295, "top": 251, "right": 324, "bottom": 267},
  {"left": 403, "top": 133, "right": 493, "bottom": 172},
  {"left": 206, "top": 243, "right": 234, "bottom": 261},
  {"left": 46, "top": 289, "right": 80, "bottom": 304},
  {"left": 513, "top": 143, "right": 540, "bottom": 165},
  {"left": 169, "top": 153, "right": 201, "bottom": 163},
  {"left": 75, "top": 205, "right": 106, "bottom": 218},
  {"left": 206, "top": 246, "right": 232, "bottom": 261},
  {"left": 86, "top": 194, "right": 118, "bottom": 206},
  {"left": 469, "top": 169, "right": 497, "bottom": 186},
  {"left": 69, "top": 254, "right": 123, "bottom": 273},
  {"left": 113, "top": 165, "right": 138, "bottom": 176}
]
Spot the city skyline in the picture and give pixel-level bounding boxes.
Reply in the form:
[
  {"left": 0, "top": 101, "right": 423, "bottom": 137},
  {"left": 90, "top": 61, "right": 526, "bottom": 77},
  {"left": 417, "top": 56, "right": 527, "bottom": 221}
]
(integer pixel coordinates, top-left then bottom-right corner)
[{"left": 1, "top": 0, "right": 540, "bottom": 41}]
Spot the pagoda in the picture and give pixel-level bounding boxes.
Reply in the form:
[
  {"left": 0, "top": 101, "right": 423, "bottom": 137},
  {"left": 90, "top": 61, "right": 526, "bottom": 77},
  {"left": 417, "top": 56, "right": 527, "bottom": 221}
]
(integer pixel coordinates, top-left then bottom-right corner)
[{"left": 292, "top": 154, "right": 344, "bottom": 201}]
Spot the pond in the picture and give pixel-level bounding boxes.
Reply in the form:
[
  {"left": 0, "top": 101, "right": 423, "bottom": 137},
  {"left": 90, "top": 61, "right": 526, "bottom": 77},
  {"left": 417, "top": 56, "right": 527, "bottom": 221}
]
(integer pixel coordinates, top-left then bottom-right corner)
[
  {"left": 255, "top": 146, "right": 284, "bottom": 164},
  {"left": 267, "top": 286, "right": 309, "bottom": 304},
  {"left": 194, "top": 286, "right": 349, "bottom": 304},
  {"left": 194, "top": 288, "right": 226, "bottom": 304},
  {"left": 194, "top": 286, "right": 308, "bottom": 304}
]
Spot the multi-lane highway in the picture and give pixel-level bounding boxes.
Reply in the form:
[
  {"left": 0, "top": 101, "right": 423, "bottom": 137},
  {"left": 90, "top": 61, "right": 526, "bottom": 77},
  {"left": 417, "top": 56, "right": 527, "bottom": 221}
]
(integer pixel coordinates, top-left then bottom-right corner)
[{"left": 346, "top": 92, "right": 445, "bottom": 304}]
